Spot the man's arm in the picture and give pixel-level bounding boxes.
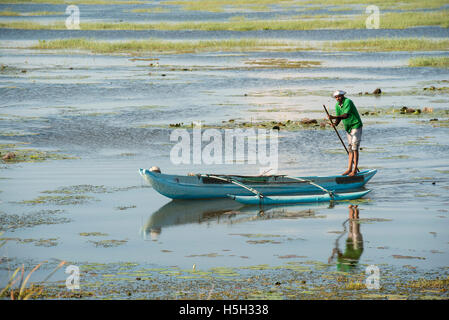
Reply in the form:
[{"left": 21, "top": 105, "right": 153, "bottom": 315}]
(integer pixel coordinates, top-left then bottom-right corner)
[{"left": 329, "top": 113, "right": 348, "bottom": 126}]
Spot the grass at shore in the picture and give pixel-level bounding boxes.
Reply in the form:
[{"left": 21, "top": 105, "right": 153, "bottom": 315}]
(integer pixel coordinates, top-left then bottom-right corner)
[
  {"left": 409, "top": 56, "right": 449, "bottom": 68},
  {"left": 0, "top": 11, "right": 63, "bottom": 16},
  {"left": 0, "top": 0, "right": 144, "bottom": 4},
  {"left": 130, "top": 7, "right": 170, "bottom": 13},
  {"left": 327, "top": 38, "right": 449, "bottom": 52},
  {"left": 29, "top": 38, "right": 449, "bottom": 54},
  {"left": 1, "top": 10, "right": 448, "bottom": 30},
  {"left": 31, "top": 38, "right": 299, "bottom": 54},
  {"left": 165, "top": 0, "right": 449, "bottom": 11}
]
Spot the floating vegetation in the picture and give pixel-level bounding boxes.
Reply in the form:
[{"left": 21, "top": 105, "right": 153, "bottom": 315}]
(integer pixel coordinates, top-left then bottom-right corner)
[
  {"left": 130, "top": 7, "right": 170, "bottom": 13},
  {"left": 0, "top": 209, "right": 69, "bottom": 231},
  {"left": 116, "top": 205, "right": 137, "bottom": 211},
  {"left": 230, "top": 233, "right": 283, "bottom": 238},
  {"left": 5, "top": 10, "right": 449, "bottom": 30},
  {"left": 404, "top": 277, "right": 449, "bottom": 289},
  {"left": 409, "top": 57, "right": 449, "bottom": 68},
  {"left": 150, "top": 118, "right": 331, "bottom": 131},
  {"left": 277, "top": 254, "right": 308, "bottom": 259},
  {"left": 327, "top": 38, "right": 449, "bottom": 52},
  {"left": 392, "top": 255, "right": 426, "bottom": 260},
  {"left": 32, "top": 38, "right": 301, "bottom": 55},
  {"left": 25, "top": 37, "right": 449, "bottom": 56},
  {"left": 244, "top": 58, "right": 322, "bottom": 69},
  {"left": 247, "top": 239, "right": 282, "bottom": 244},
  {"left": 358, "top": 218, "right": 393, "bottom": 223},
  {"left": 79, "top": 232, "right": 108, "bottom": 237},
  {"left": 186, "top": 252, "right": 221, "bottom": 258},
  {"left": 88, "top": 239, "right": 128, "bottom": 248},
  {"left": 0, "top": 237, "right": 59, "bottom": 247},
  {"left": 18, "top": 195, "right": 96, "bottom": 206},
  {"left": 0, "top": 143, "right": 78, "bottom": 164},
  {"left": 380, "top": 155, "right": 411, "bottom": 160},
  {"left": 0, "top": 10, "right": 63, "bottom": 16},
  {"left": 4, "top": 259, "right": 447, "bottom": 300},
  {"left": 41, "top": 185, "right": 109, "bottom": 194},
  {"left": 0, "top": 130, "right": 39, "bottom": 137},
  {"left": 40, "top": 184, "right": 144, "bottom": 195},
  {"left": 0, "top": 0, "right": 145, "bottom": 4}
]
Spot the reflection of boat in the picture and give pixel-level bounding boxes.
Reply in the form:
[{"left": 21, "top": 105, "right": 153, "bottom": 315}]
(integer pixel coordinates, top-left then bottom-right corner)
[
  {"left": 139, "top": 168, "right": 377, "bottom": 200},
  {"left": 141, "top": 199, "right": 243, "bottom": 240},
  {"left": 141, "top": 199, "right": 334, "bottom": 240}
]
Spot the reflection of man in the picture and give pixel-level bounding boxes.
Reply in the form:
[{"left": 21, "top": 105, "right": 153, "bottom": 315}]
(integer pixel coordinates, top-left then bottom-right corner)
[
  {"left": 144, "top": 227, "right": 161, "bottom": 241},
  {"left": 329, "top": 205, "right": 364, "bottom": 272}
]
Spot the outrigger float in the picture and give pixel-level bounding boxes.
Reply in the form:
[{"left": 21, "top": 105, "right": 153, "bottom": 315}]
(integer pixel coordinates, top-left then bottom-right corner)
[{"left": 139, "top": 167, "right": 376, "bottom": 205}]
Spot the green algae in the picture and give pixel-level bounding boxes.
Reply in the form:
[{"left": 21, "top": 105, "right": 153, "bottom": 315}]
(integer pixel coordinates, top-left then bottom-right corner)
[
  {"left": 247, "top": 239, "right": 283, "bottom": 244},
  {"left": 210, "top": 267, "right": 239, "bottom": 277},
  {"left": 141, "top": 118, "right": 330, "bottom": 131},
  {"left": 41, "top": 185, "right": 109, "bottom": 194},
  {"left": 0, "top": 237, "right": 59, "bottom": 247},
  {"left": 230, "top": 233, "right": 283, "bottom": 238},
  {"left": 244, "top": 58, "right": 322, "bottom": 69},
  {"left": 185, "top": 252, "right": 222, "bottom": 258},
  {"left": 88, "top": 239, "right": 128, "bottom": 248},
  {"left": 380, "top": 155, "right": 411, "bottom": 160},
  {"left": 116, "top": 205, "right": 137, "bottom": 210},
  {"left": 0, "top": 144, "right": 78, "bottom": 163},
  {"left": 392, "top": 255, "right": 426, "bottom": 260},
  {"left": 14, "top": 260, "right": 448, "bottom": 300},
  {"left": 0, "top": 130, "right": 39, "bottom": 137},
  {"left": 357, "top": 218, "right": 393, "bottom": 223},
  {"left": 0, "top": 209, "right": 69, "bottom": 231},
  {"left": 79, "top": 232, "right": 108, "bottom": 237},
  {"left": 18, "top": 194, "right": 96, "bottom": 205}
]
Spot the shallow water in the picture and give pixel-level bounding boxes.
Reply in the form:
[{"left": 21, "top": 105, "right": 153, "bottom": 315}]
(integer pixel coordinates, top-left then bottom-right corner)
[{"left": 0, "top": 2, "right": 448, "bottom": 299}]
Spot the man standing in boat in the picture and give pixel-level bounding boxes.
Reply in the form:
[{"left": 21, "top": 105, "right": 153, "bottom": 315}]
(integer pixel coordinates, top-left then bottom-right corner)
[{"left": 328, "top": 90, "right": 363, "bottom": 177}]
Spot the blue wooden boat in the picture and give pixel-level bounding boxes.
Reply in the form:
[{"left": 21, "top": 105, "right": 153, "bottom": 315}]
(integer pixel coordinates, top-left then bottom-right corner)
[
  {"left": 229, "top": 190, "right": 371, "bottom": 205},
  {"left": 139, "top": 168, "right": 377, "bottom": 200}
]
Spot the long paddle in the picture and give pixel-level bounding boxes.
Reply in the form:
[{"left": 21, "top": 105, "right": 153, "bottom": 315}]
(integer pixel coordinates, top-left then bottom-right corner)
[{"left": 323, "top": 104, "right": 359, "bottom": 173}]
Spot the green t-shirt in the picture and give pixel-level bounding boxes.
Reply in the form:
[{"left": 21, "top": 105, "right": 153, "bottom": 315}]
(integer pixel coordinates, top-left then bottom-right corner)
[{"left": 335, "top": 97, "right": 363, "bottom": 133}]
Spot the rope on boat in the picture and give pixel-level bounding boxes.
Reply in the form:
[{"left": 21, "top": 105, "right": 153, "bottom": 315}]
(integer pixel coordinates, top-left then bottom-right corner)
[{"left": 284, "top": 175, "right": 335, "bottom": 199}]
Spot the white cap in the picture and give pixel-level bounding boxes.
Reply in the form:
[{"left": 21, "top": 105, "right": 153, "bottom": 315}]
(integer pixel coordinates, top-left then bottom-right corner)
[{"left": 333, "top": 90, "right": 346, "bottom": 97}]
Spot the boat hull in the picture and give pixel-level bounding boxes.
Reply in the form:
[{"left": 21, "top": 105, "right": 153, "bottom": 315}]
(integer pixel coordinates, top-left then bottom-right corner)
[
  {"left": 139, "top": 168, "right": 377, "bottom": 200},
  {"left": 229, "top": 190, "right": 371, "bottom": 205}
]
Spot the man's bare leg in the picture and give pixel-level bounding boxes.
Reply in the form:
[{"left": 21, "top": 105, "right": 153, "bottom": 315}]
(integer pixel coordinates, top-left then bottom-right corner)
[
  {"left": 348, "top": 150, "right": 359, "bottom": 176},
  {"left": 342, "top": 151, "right": 354, "bottom": 175}
]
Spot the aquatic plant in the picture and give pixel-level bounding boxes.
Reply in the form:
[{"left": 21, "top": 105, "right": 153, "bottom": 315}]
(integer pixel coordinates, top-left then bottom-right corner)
[
  {"left": 0, "top": 10, "right": 62, "bottom": 16},
  {"left": 0, "top": 0, "right": 144, "bottom": 4},
  {"left": 327, "top": 38, "right": 449, "bottom": 52},
  {"left": 0, "top": 209, "right": 69, "bottom": 231},
  {"left": 32, "top": 38, "right": 297, "bottom": 54},
  {"left": 88, "top": 239, "right": 128, "bottom": 248},
  {"left": 0, "top": 261, "right": 66, "bottom": 300},
  {"left": 0, "top": 143, "right": 78, "bottom": 163},
  {"left": 18, "top": 195, "right": 96, "bottom": 205},
  {"left": 409, "top": 57, "right": 449, "bottom": 68},
  {"left": 3, "top": 9, "right": 448, "bottom": 30},
  {"left": 30, "top": 38, "right": 449, "bottom": 55}
]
